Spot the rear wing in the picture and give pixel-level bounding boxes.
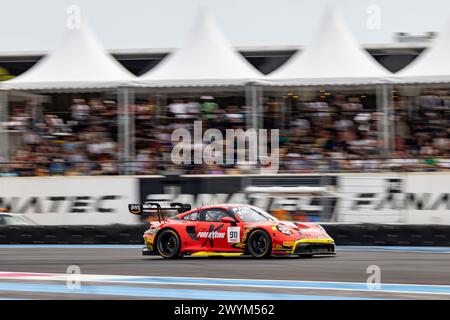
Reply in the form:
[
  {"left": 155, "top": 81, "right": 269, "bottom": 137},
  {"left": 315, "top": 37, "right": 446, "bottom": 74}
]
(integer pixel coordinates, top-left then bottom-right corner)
[{"left": 128, "top": 202, "right": 192, "bottom": 222}]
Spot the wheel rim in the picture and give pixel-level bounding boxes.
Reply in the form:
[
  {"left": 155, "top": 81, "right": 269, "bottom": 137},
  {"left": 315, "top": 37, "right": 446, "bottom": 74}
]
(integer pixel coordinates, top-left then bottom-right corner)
[
  {"left": 251, "top": 233, "right": 268, "bottom": 255},
  {"left": 158, "top": 232, "right": 178, "bottom": 256}
]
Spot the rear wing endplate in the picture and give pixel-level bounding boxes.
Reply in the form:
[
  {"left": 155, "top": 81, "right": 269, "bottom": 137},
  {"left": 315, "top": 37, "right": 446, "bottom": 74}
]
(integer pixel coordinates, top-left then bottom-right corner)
[{"left": 128, "top": 202, "right": 192, "bottom": 222}]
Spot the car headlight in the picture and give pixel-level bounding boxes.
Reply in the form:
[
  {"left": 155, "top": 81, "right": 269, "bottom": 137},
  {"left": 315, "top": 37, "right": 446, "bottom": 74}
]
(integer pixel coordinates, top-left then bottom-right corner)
[{"left": 276, "top": 224, "right": 292, "bottom": 235}]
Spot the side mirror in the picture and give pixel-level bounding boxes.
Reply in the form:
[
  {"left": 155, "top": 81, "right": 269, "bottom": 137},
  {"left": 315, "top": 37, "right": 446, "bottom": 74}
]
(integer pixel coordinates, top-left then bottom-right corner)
[
  {"left": 128, "top": 204, "right": 143, "bottom": 215},
  {"left": 221, "top": 217, "right": 236, "bottom": 224}
]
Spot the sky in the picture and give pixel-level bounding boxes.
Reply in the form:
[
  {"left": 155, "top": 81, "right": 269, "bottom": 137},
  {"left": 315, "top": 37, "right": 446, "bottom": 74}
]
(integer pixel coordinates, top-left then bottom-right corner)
[{"left": 0, "top": 0, "right": 449, "bottom": 52}]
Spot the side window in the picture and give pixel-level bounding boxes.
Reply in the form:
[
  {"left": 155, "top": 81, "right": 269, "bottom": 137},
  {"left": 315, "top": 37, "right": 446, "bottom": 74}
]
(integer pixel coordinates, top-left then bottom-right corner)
[
  {"left": 202, "top": 209, "right": 230, "bottom": 222},
  {"left": 182, "top": 212, "right": 198, "bottom": 221}
]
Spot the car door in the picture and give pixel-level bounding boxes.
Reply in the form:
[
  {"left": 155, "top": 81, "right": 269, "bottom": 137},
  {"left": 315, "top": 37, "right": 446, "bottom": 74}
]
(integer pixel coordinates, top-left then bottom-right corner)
[
  {"left": 179, "top": 209, "right": 202, "bottom": 251},
  {"left": 195, "top": 208, "right": 238, "bottom": 252}
]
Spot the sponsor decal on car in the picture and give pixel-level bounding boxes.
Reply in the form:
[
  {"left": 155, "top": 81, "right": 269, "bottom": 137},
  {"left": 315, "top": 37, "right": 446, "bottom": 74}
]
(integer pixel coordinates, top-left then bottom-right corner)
[
  {"left": 197, "top": 231, "right": 225, "bottom": 239},
  {"left": 227, "top": 227, "right": 241, "bottom": 243},
  {"left": 199, "top": 224, "right": 224, "bottom": 248}
]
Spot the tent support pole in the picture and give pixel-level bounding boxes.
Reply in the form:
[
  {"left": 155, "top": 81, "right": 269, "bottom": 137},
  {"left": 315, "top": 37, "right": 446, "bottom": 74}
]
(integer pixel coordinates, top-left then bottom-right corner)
[
  {"left": 253, "top": 86, "right": 258, "bottom": 131},
  {"left": 390, "top": 85, "right": 395, "bottom": 156},
  {"left": 245, "top": 85, "right": 259, "bottom": 130},
  {"left": 258, "top": 86, "right": 264, "bottom": 130},
  {"left": 245, "top": 84, "right": 261, "bottom": 173},
  {"left": 155, "top": 94, "right": 166, "bottom": 123},
  {"left": 118, "top": 87, "right": 135, "bottom": 175},
  {"left": 254, "top": 85, "right": 263, "bottom": 130},
  {"left": 0, "top": 90, "right": 9, "bottom": 162},
  {"left": 129, "top": 88, "right": 135, "bottom": 164},
  {"left": 376, "top": 84, "right": 393, "bottom": 157},
  {"left": 406, "top": 85, "right": 413, "bottom": 119},
  {"left": 280, "top": 90, "right": 287, "bottom": 129},
  {"left": 413, "top": 85, "right": 422, "bottom": 119},
  {"left": 245, "top": 85, "right": 251, "bottom": 129}
]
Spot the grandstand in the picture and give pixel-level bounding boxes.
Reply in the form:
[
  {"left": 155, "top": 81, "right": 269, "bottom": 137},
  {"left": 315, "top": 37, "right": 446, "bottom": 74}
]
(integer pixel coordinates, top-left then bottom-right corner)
[{"left": 1, "top": 8, "right": 449, "bottom": 176}]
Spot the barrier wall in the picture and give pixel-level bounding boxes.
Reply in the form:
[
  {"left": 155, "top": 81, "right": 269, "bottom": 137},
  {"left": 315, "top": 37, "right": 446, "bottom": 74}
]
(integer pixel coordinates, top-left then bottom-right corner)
[
  {"left": 323, "top": 224, "right": 450, "bottom": 246},
  {"left": 0, "top": 224, "right": 148, "bottom": 244},
  {"left": 0, "top": 224, "right": 448, "bottom": 246},
  {"left": 1, "top": 172, "right": 450, "bottom": 225}
]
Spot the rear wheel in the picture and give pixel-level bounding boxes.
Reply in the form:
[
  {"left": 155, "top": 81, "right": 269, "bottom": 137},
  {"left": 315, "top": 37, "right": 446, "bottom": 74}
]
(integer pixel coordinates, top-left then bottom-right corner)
[
  {"left": 156, "top": 229, "right": 181, "bottom": 259},
  {"left": 247, "top": 230, "right": 272, "bottom": 258}
]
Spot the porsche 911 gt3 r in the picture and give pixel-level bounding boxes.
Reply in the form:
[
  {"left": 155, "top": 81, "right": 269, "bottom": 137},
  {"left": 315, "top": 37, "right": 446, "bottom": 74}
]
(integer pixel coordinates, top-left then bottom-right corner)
[{"left": 128, "top": 202, "right": 335, "bottom": 259}]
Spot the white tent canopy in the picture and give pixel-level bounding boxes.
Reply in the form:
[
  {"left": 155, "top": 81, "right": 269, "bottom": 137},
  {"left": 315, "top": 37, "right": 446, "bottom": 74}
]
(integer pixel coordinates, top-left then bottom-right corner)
[
  {"left": 137, "top": 8, "right": 263, "bottom": 88},
  {"left": 2, "top": 20, "right": 135, "bottom": 91},
  {"left": 395, "top": 18, "right": 450, "bottom": 84},
  {"left": 267, "top": 9, "right": 392, "bottom": 86}
]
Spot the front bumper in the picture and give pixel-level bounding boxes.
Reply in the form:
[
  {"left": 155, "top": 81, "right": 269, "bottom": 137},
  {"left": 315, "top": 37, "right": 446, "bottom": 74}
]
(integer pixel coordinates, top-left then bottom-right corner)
[
  {"left": 282, "top": 238, "right": 335, "bottom": 255},
  {"left": 274, "top": 238, "right": 336, "bottom": 255},
  {"left": 293, "top": 243, "right": 336, "bottom": 255}
]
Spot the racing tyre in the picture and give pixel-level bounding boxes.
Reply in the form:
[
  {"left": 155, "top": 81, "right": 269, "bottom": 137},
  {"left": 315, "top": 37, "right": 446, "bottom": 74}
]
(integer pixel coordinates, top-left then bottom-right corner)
[
  {"left": 156, "top": 229, "right": 181, "bottom": 259},
  {"left": 247, "top": 230, "right": 272, "bottom": 258}
]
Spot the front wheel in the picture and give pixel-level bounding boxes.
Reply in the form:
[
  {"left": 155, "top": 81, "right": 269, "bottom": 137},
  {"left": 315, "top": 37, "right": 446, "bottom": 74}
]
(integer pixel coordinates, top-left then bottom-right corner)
[
  {"left": 156, "top": 229, "right": 181, "bottom": 259},
  {"left": 247, "top": 230, "right": 272, "bottom": 258}
]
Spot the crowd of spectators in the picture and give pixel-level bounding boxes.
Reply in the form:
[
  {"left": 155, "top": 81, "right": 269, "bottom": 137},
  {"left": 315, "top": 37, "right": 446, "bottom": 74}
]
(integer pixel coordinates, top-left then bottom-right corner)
[
  {"left": 278, "top": 90, "right": 450, "bottom": 172},
  {"left": 1, "top": 98, "right": 119, "bottom": 176},
  {"left": 1, "top": 89, "right": 450, "bottom": 177}
]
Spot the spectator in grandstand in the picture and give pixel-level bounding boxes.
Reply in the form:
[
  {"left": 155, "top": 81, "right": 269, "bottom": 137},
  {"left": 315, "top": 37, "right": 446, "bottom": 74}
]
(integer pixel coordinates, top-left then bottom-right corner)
[
  {"left": 71, "top": 99, "right": 90, "bottom": 121},
  {"left": 168, "top": 99, "right": 188, "bottom": 119},
  {"left": 200, "top": 96, "right": 219, "bottom": 121},
  {"left": 3, "top": 89, "right": 450, "bottom": 176}
]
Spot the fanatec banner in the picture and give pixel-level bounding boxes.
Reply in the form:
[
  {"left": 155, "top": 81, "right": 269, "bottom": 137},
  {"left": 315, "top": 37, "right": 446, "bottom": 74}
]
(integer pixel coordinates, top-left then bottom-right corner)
[
  {"left": 0, "top": 177, "right": 140, "bottom": 225},
  {"left": 139, "top": 173, "right": 450, "bottom": 224},
  {"left": 2, "top": 173, "right": 450, "bottom": 225},
  {"left": 336, "top": 173, "right": 450, "bottom": 224}
]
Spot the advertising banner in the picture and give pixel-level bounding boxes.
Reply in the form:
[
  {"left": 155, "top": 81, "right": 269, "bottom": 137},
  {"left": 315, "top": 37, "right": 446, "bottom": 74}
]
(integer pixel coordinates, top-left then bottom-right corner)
[
  {"left": 335, "top": 175, "right": 404, "bottom": 223},
  {"left": 403, "top": 174, "right": 450, "bottom": 224},
  {"left": 139, "top": 175, "right": 338, "bottom": 222},
  {"left": 0, "top": 177, "right": 139, "bottom": 225},
  {"left": 336, "top": 173, "right": 450, "bottom": 224},
  {"left": 2, "top": 172, "right": 449, "bottom": 225}
]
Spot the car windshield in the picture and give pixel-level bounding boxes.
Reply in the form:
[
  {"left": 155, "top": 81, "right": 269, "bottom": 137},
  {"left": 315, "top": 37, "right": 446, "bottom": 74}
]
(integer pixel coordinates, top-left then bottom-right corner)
[{"left": 231, "top": 206, "right": 277, "bottom": 222}]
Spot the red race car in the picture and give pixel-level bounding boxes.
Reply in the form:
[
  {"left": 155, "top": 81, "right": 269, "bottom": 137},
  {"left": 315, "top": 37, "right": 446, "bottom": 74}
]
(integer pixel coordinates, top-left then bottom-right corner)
[{"left": 128, "top": 202, "right": 335, "bottom": 259}]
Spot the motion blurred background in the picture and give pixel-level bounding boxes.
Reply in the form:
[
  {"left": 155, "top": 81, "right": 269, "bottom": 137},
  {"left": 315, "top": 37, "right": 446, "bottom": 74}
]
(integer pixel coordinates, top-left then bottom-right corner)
[{"left": 1, "top": 0, "right": 450, "bottom": 228}]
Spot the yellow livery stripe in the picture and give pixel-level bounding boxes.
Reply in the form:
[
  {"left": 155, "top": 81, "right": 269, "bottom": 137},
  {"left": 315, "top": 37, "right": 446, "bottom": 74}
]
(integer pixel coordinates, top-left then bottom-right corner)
[
  {"left": 288, "top": 239, "right": 335, "bottom": 254},
  {"left": 190, "top": 252, "right": 243, "bottom": 257},
  {"left": 297, "top": 239, "right": 335, "bottom": 244}
]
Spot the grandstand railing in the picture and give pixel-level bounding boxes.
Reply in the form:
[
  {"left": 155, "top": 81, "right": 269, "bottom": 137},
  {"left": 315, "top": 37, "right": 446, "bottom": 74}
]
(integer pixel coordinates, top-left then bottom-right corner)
[{"left": 1, "top": 157, "right": 449, "bottom": 176}]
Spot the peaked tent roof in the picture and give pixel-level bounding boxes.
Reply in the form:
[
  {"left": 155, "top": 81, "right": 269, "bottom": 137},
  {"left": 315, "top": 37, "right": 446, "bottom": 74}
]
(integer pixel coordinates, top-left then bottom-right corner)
[
  {"left": 137, "top": 8, "right": 263, "bottom": 87},
  {"left": 3, "top": 20, "right": 135, "bottom": 91},
  {"left": 267, "top": 9, "right": 392, "bottom": 86},
  {"left": 396, "top": 18, "right": 450, "bottom": 83}
]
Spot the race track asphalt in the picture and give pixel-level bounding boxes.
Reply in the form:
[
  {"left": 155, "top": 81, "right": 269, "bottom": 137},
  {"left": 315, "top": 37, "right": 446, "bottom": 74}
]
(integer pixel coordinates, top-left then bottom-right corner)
[{"left": 0, "top": 245, "right": 449, "bottom": 299}]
